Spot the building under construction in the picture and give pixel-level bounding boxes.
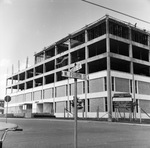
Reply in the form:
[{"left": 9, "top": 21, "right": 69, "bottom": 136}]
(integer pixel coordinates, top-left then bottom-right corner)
[{"left": 6, "top": 15, "right": 150, "bottom": 119}]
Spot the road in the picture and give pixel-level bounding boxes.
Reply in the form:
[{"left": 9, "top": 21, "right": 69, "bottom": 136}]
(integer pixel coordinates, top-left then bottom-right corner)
[{"left": 0, "top": 118, "right": 150, "bottom": 148}]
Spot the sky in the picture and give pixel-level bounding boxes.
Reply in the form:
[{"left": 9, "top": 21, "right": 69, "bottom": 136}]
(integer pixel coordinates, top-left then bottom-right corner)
[{"left": 0, "top": 0, "right": 150, "bottom": 99}]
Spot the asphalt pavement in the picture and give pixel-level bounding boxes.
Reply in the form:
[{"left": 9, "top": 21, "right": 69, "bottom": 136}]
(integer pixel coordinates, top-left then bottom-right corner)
[{"left": 0, "top": 118, "right": 150, "bottom": 148}]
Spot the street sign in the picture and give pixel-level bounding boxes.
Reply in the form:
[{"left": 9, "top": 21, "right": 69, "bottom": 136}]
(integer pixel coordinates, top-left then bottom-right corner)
[
  {"left": 4, "top": 95, "right": 11, "bottom": 102},
  {"left": 70, "top": 63, "right": 82, "bottom": 72},
  {"left": 62, "top": 71, "right": 88, "bottom": 80}
]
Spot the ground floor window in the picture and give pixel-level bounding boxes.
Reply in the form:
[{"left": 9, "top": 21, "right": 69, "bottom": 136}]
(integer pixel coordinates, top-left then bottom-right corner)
[{"left": 105, "top": 97, "right": 107, "bottom": 112}]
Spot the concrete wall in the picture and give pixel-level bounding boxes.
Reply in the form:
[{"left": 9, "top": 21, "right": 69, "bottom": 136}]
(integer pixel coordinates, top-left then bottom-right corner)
[
  {"left": 71, "top": 83, "right": 74, "bottom": 96},
  {"left": 37, "top": 104, "right": 43, "bottom": 113},
  {"left": 17, "top": 94, "right": 24, "bottom": 102},
  {"left": 43, "top": 103, "right": 53, "bottom": 113},
  {"left": 56, "top": 85, "right": 66, "bottom": 97},
  {"left": 138, "top": 81, "right": 150, "bottom": 95},
  {"left": 26, "top": 93, "right": 32, "bottom": 102},
  {"left": 77, "top": 82, "right": 83, "bottom": 94},
  {"left": 115, "top": 77, "right": 129, "bottom": 92},
  {"left": 34, "top": 91, "right": 42, "bottom": 100},
  {"left": 56, "top": 101, "right": 66, "bottom": 113},
  {"left": 10, "top": 96, "right": 16, "bottom": 104},
  {"left": 8, "top": 106, "right": 22, "bottom": 114},
  {"left": 90, "top": 98, "right": 104, "bottom": 112},
  {"left": 89, "top": 78, "right": 104, "bottom": 93},
  {"left": 44, "top": 88, "right": 53, "bottom": 99}
]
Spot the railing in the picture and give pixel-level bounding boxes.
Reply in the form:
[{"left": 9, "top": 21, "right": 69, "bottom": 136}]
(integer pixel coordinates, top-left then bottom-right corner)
[
  {"left": 140, "top": 107, "right": 150, "bottom": 118},
  {"left": 64, "top": 108, "right": 73, "bottom": 118}
]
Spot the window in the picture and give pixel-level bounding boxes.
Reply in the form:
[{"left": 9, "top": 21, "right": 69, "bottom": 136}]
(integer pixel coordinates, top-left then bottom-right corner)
[
  {"left": 105, "top": 97, "right": 107, "bottom": 112},
  {"left": 109, "top": 20, "right": 129, "bottom": 39},
  {"left": 71, "top": 48, "right": 85, "bottom": 63},
  {"left": 112, "top": 77, "right": 114, "bottom": 91},
  {"left": 55, "top": 87, "right": 57, "bottom": 97},
  {"left": 88, "top": 99, "right": 90, "bottom": 112},
  {"left": 88, "top": 21, "right": 106, "bottom": 41},
  {"left": 131, "top": 29, "right": 148, "bottom": 45},
  {"left": 69, "top": 84, "right": 71, "bottom": 95},
  {"left": 130, "top": 80, "right": 132, "bottom": 93},
  {"left": 88, "top": 39, "right": 106, "bottom": 58},
  {"left": 135, "top": 80, "right": 138, "bottom": 94},
  {"left": 104, "top": 77, "right": 107, "bottom": 91}
]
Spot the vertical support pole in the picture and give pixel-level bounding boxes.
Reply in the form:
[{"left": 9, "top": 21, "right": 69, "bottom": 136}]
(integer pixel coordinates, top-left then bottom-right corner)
[
  {"left": 139, "top": 106, "right": 142, "bottom": 124},
  {"left": 97, "top": 106, "right": 99, "bottom": 119},
  {"left": 68, "top": 37, "right": 71, "bottom": 118},
  {"left": 117, "top": 108, "right": 119, "bottom": 121},
  {"left": 64, "top": 108, "right": 66, "bottom": 118},
  {"left": 26, "top": 56, "right": 29, "bottom": 68},
  {"left": 129, "top": 109, "right": 132, "bottom": 121},
  {"left": 53, "top": 44, "right": 57, "bottom": 114},
  {"left": 18, "top": 60, "right": 20, "bottom": 72},
  {"left": 124, "top": 108, "right": 125, "bottom": 120},
  {"left": 106, "top": 15, "right": 112, "bottom": 122},
  {"left": 6, "top": 101, "right": 8, "bottom": 123},
  {"left": 128, "top": 24, "right": 136, "bottom": 120},
  {"left": 82, "top": 107, "right": 84, "bottom": 118},
  {"left": 74, "top": 78, "right": 78, "bottom": 148}
]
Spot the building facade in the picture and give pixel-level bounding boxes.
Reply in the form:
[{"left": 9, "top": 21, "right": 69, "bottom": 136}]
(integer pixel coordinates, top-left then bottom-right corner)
[
  {"left": 0, "top": 100, "right": 4, "bottom": 114},
  {"left": 6, "top": 15, "right": 150, "bottom": 119}
]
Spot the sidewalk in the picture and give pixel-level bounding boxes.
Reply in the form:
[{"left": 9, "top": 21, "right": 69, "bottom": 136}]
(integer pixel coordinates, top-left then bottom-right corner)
[{"left": 0, "top": 122, "right": 18, "bottom": 131}]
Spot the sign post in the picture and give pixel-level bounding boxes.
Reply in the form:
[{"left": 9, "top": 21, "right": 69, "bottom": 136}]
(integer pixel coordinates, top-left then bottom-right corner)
[
  {"left": 74, "top": 78, "right": 77, "bottom": 148},
  {"left": 61, "top": 63, "right": 88, "bottom": 148},
  {"left": 4, "top": 95, "right": 11, "bottom": 123}
]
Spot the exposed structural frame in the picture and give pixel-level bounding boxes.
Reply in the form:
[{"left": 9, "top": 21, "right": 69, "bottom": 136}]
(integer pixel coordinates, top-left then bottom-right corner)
[{"left": 5, "top": 14, "right": 150, "bottom": 121}]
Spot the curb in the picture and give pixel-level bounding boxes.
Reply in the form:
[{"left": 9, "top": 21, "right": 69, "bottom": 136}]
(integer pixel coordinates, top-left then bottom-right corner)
[{"left": 0, "top": 122, "right": 18, "bottom": 131}]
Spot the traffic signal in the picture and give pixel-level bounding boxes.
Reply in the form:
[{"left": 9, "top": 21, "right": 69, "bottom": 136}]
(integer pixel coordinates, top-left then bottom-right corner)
[{"left": 71, "top": 97, "right": 83, "bottom": 109}]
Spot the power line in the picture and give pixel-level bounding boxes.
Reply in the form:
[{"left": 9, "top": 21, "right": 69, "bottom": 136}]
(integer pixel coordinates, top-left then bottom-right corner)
[{"left": 82, "top": 0, "right": 150, "bottom": 25}]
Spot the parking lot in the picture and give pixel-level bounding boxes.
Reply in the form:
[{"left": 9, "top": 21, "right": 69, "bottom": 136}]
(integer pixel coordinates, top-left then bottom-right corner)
[{"left": 1, "top": 118, "right": 150, "bottom": 148}]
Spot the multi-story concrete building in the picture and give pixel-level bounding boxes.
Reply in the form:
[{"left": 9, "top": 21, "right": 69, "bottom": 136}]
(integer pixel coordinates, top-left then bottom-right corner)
[{"left": 5, "top": 15, "right": 150, "bottom": 119}]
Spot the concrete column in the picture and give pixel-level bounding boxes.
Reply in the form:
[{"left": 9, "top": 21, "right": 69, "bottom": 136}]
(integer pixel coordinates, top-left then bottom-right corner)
[
  {"left": 33, "top": 68, "right": 35, "bottom": 88},
  {"left": 17, "top": 74, "right": 19, "bottom": 92},
  {"left": 85, "top": 28, "right": 88, "bottom": 118},
  {"left": 106, "top": 15, "right": 112, "bottom": 122},
  {"left": 53, "top": 44, "right": 57, "bottom": 113},
  {"left": 67, "top": 37, "right": 71, "bottom": 115},
  {"left": 128, "top": 25, "right": 136, "bottom": 119},
  {"left": 148, "top": 35, "right": 150, "bottom": 75}
]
